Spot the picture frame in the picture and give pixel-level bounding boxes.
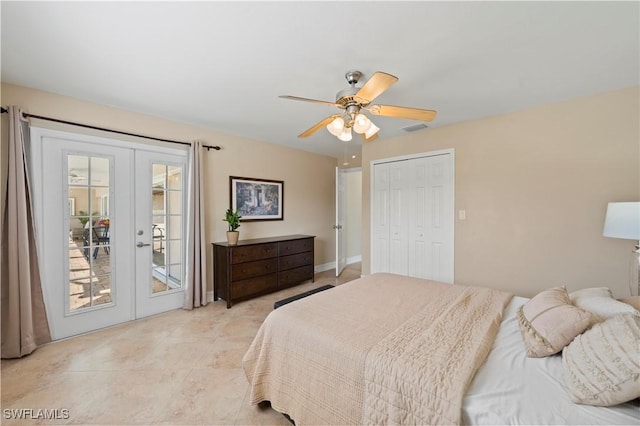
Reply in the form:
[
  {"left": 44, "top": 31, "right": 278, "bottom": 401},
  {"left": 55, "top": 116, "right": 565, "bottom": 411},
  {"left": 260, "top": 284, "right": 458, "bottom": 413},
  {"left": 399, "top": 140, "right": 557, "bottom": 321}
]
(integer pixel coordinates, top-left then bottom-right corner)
[{"left": 230, "top": 176, "right": 284, "bottom": 221}]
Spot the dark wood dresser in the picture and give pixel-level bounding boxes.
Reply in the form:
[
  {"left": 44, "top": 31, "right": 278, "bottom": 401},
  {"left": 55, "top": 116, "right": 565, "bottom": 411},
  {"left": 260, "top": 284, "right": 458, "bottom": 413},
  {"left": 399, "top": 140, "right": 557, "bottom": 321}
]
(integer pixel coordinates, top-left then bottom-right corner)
[{"left": 212, "top": 234, "right": 315, "bottom": 308}]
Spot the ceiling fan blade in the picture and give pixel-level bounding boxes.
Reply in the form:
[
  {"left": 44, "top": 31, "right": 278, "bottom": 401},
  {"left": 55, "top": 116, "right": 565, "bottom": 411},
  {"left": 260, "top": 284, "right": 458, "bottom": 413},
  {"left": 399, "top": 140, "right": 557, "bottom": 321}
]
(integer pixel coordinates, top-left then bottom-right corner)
[
  {"left": 279, "top": 95, "right": 343, "bottom": 108},
  {"left": 361, "top": 133, "right": 379, "bottom": 143},
  {"left": 368, "top": 104, "right": 437, "bottom": 122},
  {"left": 298, "top": 115, "right": 340, "bottom": 138},
  {"left": 354, "top": 72, "right": 398, "bottom": 105}
]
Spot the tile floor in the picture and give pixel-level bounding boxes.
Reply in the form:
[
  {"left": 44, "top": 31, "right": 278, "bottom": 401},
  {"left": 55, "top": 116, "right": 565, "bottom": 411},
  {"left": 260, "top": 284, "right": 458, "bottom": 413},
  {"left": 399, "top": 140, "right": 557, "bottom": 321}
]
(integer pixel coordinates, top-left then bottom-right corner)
[{"left": 1, "top": 263, "right": 362, "bottom": 425}]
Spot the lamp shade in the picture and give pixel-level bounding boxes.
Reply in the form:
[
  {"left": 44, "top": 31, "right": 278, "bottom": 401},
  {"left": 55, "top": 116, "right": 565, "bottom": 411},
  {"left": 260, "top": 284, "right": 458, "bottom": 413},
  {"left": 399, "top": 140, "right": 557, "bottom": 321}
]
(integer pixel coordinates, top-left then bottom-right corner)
[{"left": 603, "top": 202, "right": 640, "bottom": 240}]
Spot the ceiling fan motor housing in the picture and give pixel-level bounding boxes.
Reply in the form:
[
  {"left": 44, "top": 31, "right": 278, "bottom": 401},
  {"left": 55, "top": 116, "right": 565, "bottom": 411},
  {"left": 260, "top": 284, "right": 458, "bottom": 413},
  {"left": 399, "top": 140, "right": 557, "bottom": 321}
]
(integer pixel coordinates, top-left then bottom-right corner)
[
  {"left": 345, "top": 70, "right": 363, "bottom": 85},
  {"left": 337, "top": 70, "right": 366, "bottom": 107},
  {"left": 335, "top": 87, "right": 360, "bottom": 106}
]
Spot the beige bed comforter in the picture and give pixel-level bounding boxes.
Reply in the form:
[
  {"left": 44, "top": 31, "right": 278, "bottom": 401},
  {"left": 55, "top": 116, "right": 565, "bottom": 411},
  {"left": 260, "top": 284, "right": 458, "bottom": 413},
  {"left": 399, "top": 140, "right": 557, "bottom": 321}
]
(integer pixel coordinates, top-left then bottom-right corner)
[{"left": 242, "top": 273, "right": 512, "bottom": 425}]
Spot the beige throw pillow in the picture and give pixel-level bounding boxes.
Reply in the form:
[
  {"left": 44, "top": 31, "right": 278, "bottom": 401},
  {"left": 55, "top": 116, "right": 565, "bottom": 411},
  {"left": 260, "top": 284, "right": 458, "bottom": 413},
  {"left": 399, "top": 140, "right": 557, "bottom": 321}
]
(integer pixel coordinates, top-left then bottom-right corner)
[
  {"left": 562, "top": 313, "right": 640, "bottom": 406},
  {"left": 569, "top": 287, "right": 640, "bottom": 325},
  {"left": 517, "top": 286, "right": 592, "bottom": 358}
]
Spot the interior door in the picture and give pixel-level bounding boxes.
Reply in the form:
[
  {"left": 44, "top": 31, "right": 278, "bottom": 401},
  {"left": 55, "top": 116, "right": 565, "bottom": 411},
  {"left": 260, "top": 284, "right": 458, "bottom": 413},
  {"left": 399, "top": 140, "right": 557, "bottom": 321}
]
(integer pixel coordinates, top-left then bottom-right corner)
[
  {"left": 34, "top": 134, "right": 134, "bottom": 340},
  {"left": 134, "top": 151, "right": 188, "bottom": 318},
  {"left": 335, "top": 167, "right": 347, "bottom": 276}
]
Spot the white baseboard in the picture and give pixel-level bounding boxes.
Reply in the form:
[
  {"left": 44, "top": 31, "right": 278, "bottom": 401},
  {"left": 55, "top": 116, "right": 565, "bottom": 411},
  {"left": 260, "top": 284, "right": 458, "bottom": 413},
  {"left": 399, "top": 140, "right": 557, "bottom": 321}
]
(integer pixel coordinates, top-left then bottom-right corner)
[
  {"left": 314, "top": 262, "right": 334, "bottom": 273},
  {"left": 315, "top": 255, "right": 362, "bottom": 273}
]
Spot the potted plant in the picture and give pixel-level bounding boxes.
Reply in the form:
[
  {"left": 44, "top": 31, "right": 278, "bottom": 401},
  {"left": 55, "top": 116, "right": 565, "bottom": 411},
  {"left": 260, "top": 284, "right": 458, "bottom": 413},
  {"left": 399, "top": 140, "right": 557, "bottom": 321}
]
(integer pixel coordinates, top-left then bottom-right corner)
[
  {"left": 223, "top": 208, "right": 242, "bottom": 245},
  {"left": 77, "top": 210, "right": 99, "bottom": 228}
]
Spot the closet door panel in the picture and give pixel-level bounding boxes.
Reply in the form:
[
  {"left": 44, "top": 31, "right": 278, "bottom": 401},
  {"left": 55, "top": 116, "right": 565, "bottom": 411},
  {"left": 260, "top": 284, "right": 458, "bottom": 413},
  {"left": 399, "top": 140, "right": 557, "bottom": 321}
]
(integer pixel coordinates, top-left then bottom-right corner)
[
  {"left": 388, "top": 162, "right": 408, "bottom": 275},
  {"left": 425, "top": 155, "right": 453, "bottom": 283},
  {"left": 408, "top": 158, "right": 429, "bottom": 279},
  {"left": 372, "top": 163, "right": 390, "bottom": 274}
]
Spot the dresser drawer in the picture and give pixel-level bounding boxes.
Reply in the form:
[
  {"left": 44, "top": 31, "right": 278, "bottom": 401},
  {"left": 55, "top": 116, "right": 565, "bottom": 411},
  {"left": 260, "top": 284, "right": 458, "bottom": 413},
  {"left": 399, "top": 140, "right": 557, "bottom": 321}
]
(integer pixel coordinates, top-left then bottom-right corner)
[
  {"left": 280, "top": 252, "right": 313, "bottom": 271},
  {"left": 230, "top": 243, "right": 277, "bottom": 264},
  {"left": 232, "top": 273, "right": 278, "bottom": 299},
  {"left": 278, "top": 238, "right": 313, "bottom": 256},
  {"left": 231, "top": 258, "right": 278, "bottom": 281},
  {"left": 279, "top": 265, "right": 314, "bottom": 287}
]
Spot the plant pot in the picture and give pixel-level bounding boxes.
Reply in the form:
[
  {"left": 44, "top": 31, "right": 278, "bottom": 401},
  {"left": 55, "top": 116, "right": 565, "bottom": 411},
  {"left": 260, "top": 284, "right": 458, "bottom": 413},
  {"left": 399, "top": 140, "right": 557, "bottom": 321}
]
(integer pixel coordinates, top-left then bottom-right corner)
[{"left": 226, "top": 231, "right": 239, "bottom": 245}]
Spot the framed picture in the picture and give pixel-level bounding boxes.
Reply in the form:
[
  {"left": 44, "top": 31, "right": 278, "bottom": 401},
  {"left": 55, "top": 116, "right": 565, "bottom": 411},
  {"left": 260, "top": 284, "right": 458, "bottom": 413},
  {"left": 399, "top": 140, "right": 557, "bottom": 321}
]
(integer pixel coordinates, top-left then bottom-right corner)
[{"left": 230, "top": 176, "right": 284, "bottom": 221}]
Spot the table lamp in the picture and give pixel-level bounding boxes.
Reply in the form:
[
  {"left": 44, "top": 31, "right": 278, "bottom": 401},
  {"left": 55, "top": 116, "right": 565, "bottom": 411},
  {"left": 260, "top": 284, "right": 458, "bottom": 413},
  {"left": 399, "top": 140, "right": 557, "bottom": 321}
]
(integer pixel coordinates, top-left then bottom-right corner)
[{"left": 603, "top": 202, "right": 640, "bottom": 296}]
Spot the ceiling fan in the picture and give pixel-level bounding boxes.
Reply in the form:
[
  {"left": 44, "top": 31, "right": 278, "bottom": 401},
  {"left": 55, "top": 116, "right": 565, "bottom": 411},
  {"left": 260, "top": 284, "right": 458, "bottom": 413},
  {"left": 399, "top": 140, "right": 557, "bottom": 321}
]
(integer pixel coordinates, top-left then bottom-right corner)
[{"left": 279, "top": 70, "right": 436, "bottom": 143}]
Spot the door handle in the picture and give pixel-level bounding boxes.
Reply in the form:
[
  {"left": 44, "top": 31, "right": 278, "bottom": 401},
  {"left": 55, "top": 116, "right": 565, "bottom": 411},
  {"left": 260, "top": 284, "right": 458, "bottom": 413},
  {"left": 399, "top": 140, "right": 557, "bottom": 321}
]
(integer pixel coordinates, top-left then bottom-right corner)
[
  {"left": 136, "top": 242, "right": 151, "bottom": 248},
  {"left": 333, "top": 225, "right": 343, "bottom": 230}
]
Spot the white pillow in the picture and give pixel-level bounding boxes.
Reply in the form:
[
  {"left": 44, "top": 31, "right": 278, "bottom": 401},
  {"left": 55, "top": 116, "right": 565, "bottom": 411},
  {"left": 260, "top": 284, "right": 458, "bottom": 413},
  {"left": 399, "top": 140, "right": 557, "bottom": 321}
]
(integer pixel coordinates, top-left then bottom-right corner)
[
  {"left": 569, "top": 287, "right": 639, "bottom": 324},
  {"left": 562, "top": 313, "right": 640, "bottom": 406}
]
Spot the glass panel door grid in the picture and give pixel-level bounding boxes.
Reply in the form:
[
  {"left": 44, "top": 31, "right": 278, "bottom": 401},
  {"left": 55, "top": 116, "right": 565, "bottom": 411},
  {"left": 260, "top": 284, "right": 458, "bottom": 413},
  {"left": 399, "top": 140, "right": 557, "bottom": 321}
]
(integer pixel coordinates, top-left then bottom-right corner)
[
  {"left": 67, "top": 155, "right": 112, "bottom": 312},
  {"left": 151, "top": 164, "right": 183, "bottom": 294}
]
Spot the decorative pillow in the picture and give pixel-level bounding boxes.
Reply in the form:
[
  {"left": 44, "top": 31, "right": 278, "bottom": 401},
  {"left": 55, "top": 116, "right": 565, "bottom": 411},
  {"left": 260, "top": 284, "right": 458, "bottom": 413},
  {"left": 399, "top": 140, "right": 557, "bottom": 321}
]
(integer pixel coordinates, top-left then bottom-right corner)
[
  {"left": 569, "top": 287, "right": 640, "bottom": 325},
  {"left": 618, "top": 296, "right": 640, "bottom": 311},
  {"left": 562, "top": 313, "right": 640, "bottom": 406},
  {"left": 517, "top": 286, "right": 592, "bottom": 358}
]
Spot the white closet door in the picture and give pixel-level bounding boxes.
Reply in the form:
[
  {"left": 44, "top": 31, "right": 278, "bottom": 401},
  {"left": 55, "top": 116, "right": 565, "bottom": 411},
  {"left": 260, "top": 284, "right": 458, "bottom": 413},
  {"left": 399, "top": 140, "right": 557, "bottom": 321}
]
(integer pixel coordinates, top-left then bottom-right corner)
[
  {"left": 371, "top": 151, "right": 454, "bottom": 283},
  {"left": 407, "top": 155, "right": 454, "bottom": 282},
  {"left": 425, "top": 154, "right": 454, "bottom": 283},
  {"left": 371, "top": 163, "right": 390, "bottom": 274},
  {"left": 407, "top": 157, "right": 429, "bottom": 279},
  {"left": 388, "top": 161, "right": 408, "bottom": 275}
]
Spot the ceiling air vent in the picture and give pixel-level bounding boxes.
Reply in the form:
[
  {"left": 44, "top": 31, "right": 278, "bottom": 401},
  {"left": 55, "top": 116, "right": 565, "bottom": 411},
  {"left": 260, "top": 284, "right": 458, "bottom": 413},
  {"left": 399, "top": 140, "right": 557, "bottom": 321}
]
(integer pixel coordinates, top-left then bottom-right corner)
[{"left": 402, "top": 123, "right": 429, "bottom": 132}]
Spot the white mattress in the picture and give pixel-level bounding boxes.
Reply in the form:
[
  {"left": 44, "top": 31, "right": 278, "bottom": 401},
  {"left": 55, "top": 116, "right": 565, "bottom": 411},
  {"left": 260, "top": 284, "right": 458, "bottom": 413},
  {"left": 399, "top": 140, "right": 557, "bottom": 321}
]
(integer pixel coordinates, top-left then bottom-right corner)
[{"left": 462, "top": 296, "right": 640, "bottom": 425}]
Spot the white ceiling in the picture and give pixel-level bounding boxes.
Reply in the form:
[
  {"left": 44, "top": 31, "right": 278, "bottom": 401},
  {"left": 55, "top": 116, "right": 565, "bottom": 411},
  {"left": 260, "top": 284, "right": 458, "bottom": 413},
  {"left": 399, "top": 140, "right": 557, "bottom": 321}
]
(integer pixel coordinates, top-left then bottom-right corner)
[{"left": 2, "top": 1, "right": 638, "bottom": 159}]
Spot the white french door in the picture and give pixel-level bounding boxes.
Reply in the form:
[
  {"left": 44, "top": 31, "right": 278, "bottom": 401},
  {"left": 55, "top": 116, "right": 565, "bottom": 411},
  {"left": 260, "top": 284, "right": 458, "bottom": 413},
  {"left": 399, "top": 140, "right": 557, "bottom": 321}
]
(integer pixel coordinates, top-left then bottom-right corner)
[
  {"left": 30, "top": 128, "right": 188, "bottom": 340},
  {"left": 134, "top": 151, "right": 187, "bottom": 318}
]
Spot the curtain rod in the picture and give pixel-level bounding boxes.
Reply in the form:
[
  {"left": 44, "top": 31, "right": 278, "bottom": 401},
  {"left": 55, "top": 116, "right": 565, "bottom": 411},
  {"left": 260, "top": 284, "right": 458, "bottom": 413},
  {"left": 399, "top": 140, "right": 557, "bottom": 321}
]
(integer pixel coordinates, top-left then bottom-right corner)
[{"left": 0, "top": 106, "right": 221, "bottom": 151}]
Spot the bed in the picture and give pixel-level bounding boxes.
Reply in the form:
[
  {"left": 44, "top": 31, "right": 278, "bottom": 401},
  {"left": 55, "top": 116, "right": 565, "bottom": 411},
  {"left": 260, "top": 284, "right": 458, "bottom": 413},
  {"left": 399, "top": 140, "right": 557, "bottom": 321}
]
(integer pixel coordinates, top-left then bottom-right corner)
[{"left": 242, "top": 273, "right": 640, "bottom": 425}]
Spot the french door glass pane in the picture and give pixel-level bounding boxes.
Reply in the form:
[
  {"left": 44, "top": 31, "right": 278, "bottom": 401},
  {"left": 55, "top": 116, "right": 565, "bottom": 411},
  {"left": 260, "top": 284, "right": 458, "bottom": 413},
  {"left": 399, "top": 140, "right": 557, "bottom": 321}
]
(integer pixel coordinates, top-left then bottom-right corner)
[
  {"left": 151, "top": 163, "right": 183, "bottom": 295},
  {"left": 67, "top": 154, "right": 112, "bottom": 312}
]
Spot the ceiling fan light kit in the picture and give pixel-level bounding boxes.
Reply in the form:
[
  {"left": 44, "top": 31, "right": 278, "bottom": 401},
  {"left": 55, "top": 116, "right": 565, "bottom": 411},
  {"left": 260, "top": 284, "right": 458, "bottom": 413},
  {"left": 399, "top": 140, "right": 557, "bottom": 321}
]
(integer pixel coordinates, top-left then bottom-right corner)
[
  {"left": 353, "top": 113, "right": 372, "bottom": 134},
  {"left": 280, "top": 70, "right": 436, "bottom": 143},
  {"left": 364, "top": 122, "right": 380, "bottom": 140},
  {"left": 338, "top": 127, "right": 352, "bottom": 142},
  {"left": 327, "top": 116, "right": 345, "bottom": 137}
]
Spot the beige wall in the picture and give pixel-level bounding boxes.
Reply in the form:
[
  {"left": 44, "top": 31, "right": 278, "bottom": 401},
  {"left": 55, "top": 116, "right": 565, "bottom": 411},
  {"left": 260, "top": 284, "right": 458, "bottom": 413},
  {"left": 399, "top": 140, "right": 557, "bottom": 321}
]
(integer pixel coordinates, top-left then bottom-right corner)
[
  {"left": 3, "top": 83, "right": 638, "bottom": 299},
  {"left": 1, "top": 83, "right": 337, "bottom": 294},
  {"left": 362, "top": 86, "right": 640, "bottom": 298}
]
